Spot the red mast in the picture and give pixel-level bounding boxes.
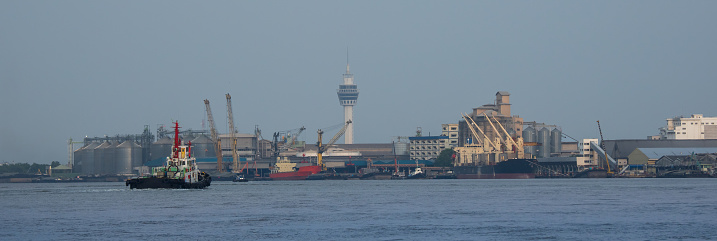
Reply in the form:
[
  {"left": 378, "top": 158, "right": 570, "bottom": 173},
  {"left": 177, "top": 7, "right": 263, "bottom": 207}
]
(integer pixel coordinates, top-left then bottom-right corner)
[
  {"left": 173, "top": 121, "right": 181, "bottom": 159},
  {"left": 393, "top": 141, "right": 399, "bottom": 175},
  {"left": 187, "top": 141, "right": 192, "bottom": 158}
]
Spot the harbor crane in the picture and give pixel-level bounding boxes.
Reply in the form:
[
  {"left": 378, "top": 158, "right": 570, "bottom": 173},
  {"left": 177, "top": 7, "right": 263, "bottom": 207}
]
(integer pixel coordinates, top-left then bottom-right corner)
[
  {"left": 272, "top": 126, "right": 306, "bottom": 157},
  {"left": 597, "top": 120, "right": 614, "bottom": 174},
  {"left": 317, "top": 120, "right": 352, "bottom": 171},
  {"left": 460, "top": 113, "right": 485, "bottom": 147},
  {"left": 487, "top": 113, "right": 525, "bottom": 159},
  {"left": 204, "top": 99, "right": 223, "bottom": 172},
  {"left": 226, "top": 93, "right": 241, "bottom": 173},
  {"left": 281, "top": 126, "right": 306, "bottom": 151},
  {"left": 462, "top": 113, "right": 499, "bottom": 151}
]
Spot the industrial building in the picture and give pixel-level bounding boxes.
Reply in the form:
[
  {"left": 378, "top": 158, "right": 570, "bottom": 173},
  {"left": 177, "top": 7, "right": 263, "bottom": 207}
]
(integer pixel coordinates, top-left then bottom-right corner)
[
  {"left": 659, "top": 114, "right": 717, "bottom": 139},
  {"left": 455, "top": 91, "right": 562, "bottom": 163},
  {"left": 72, "top": 126, "right": 154, "bottom": 175},
  {"left": 441, "top": 124, "right": 459, "bottom": 148},
  {"left": 522, "top": 122, "right": 562, "bottom": 158},
  {"left": 409, "top": 136, "right": 449, "bottom": 160},
  {"left": 625, "top": 147, "right": 717, "bottom": 175},
  {"left": 603, "top": 139, "right": 717, "bottom": 161},
  {"left": 458, "top": 91, "right": 523, "bottom": 147}
]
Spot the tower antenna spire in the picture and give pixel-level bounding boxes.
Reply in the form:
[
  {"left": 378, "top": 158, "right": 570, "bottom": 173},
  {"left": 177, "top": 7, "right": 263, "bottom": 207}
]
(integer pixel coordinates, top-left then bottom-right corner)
[{"left": 338, "top": 48, "right": 358, "bottom": 144}]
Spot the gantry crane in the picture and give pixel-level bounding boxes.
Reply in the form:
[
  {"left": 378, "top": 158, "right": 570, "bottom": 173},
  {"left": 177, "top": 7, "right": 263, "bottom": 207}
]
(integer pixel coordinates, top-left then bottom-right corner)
[
  {"left": 226, "top": 93, "right": 241, "bottom": 173},
  {"left": 204, "top": 99, "right": 223, "bottom": 172},
  {"left": 317, "top": 120, "right": 351, "bottom": 171}
]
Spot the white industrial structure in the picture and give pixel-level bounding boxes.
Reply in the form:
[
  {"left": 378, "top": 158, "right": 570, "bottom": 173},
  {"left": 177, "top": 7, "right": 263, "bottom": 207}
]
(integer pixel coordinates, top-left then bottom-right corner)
[
  {"left": 337, "top": 62, "right": 359, "bottom": 144},
  {"left": 441, "top": 123, "right": 459, "bottom": 148},
  {"left": 660, "top": 114, "right": 717, "bottom": 140},
  {"left": 576, "top": 138, "right": 598, "bottom": 167}
]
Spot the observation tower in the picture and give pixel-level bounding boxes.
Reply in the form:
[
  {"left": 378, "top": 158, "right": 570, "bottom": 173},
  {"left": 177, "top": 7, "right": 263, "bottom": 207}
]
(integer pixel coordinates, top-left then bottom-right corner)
[{"left": 337, "top": 63, "right": 359, "bottom": 144}]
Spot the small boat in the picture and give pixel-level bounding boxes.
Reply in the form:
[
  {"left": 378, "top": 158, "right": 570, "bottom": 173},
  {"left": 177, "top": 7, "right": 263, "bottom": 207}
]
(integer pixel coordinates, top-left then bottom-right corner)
[
  {"left": 233, "top": 174, "right": 249, "bottom": 182},
  {"left": 126, "top": 122, "right": 211, "bottom": 189},
  {"left": 406, "top": 167, "right": 426, "bottom": 179}
]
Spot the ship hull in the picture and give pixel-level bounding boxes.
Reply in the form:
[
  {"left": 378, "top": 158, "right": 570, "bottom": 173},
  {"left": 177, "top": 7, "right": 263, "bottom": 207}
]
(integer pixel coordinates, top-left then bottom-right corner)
[
  {"left": 572, "top": 169, "right": 608, "bottom": 178},
  {"left": 270, "top": 165, "right": 322, "bottom": 180},
  {"left": 126, "top": 173, "right": 211, "bottom": 189},
  {"left": 454, "top": 159, "right": 536, "bottom": 179}
]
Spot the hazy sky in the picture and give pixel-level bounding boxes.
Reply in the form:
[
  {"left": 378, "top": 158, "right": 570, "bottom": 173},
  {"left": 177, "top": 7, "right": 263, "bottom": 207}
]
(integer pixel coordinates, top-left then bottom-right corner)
[{"left": 2, "top": 1, "right": 716, "bottom": 164}]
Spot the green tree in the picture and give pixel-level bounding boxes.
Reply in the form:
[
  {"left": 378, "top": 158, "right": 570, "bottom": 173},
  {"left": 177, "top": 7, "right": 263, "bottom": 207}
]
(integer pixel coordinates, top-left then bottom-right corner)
[
  {"left": 434, "top": 148, "right": 456, "bottom": 167},
  {"left": 51, "top": 161, "right": 61, "bottom": 167}
]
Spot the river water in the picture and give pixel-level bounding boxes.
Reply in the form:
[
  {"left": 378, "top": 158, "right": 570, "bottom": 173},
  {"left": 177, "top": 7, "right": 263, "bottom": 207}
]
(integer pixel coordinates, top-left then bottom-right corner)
[{"left": 2, "top": 178, "right": 716, "bottom": 241}]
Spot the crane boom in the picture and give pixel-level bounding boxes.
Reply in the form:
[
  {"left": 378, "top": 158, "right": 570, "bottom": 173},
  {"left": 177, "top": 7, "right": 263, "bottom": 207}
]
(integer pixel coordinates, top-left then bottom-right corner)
[
  {"left": 489, "top": 114, "right": 524, "bottom": 158},
  {"left": 597, "top": 120, "right": 613, "bottom": 174},
  {"left": 460, "top": 113, "right": 483, "bottom": 146},
  {"left": 226, "top": 94, "right": 240, "bottom": 173},
  {"left": 204, "top": 99, "right": 223, "bottom": 172},
  {"left": 281, "top": 126, "right": 306, "bottom": 151},
  {"left": 317, "top": 120, "right": 351, "bottom": 171},
  {"left": 464, "top": 113, "right": 498, "bottom": 151},
  {"left": 482, "top": 113, "right": 505, "bottom": 152}
]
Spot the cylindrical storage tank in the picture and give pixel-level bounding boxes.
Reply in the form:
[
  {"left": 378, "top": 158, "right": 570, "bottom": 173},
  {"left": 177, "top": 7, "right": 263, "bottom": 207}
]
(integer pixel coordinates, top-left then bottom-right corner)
[
  {"left": 522, "top": 126, "right": 537, "bottom": 157},
  {"left": 104, "top": 141, "right": 119, "bottom": 174},
  {"left": 73, "top": 145, "right": 86, "bottom": 174},
  {"left": 550, "top": 128, "right": 562, "bottom": 156},
  {"left": 93, "top": 141, "right": 111, "bottom": 174},
  {"left": 394, "top": 142, "right": 409, "bottom": 156},
  {"left": 190, "top": 135, "right": 215, "bottom": 158},
  {"left": 131, "top": 142, "right": 143, "bottom": 171},
  {"left": 537, "top": 127, "right": 551, "bottom": 158},
  {"left": 150, "top": 137, "right": 174, "bottom": 163},
  {"left": 82, "top": 142, "right": 100, "bottom": 174},
  {"left": 115, "top": 141, "right": 139, "bottom": 174}
]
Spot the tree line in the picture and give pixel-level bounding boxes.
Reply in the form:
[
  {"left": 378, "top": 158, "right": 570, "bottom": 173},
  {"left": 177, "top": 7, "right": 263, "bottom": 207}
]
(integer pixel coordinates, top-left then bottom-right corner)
[{"left": 0, "top": 161, "right": 61, "bottom": 174}]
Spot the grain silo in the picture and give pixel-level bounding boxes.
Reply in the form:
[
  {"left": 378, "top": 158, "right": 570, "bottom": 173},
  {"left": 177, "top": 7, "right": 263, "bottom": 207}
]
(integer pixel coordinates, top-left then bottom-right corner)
[
  {"left": 81, "top": 142, "right": 100, "bottom": 174},
  {"left": 522, "top": 126, "right": 537, "bottom": 157},
  {"left": 190, "top": 134, "right": 215, "bottom": 158},
  {"left": 116, "top": 141, "right": 142, "bottom": 174},
  {"left": 537, "top": 127, "right": 551, "bottom": 158},
  {"left": 550, "top": 128, "right": 562, "bottom": 156},
  {"left": 150, "top": 137, "right": 174, "bottom": 163}
]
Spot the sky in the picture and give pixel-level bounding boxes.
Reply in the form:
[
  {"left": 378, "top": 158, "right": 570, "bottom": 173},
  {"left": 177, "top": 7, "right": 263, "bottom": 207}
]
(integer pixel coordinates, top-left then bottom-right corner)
[{"left": 1, "top": 1, "right": 716, "bottom": 164}]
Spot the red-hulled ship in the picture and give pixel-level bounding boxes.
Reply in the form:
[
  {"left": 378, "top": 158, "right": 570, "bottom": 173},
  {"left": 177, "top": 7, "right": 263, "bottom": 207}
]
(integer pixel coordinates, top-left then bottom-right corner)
[
  {"left": 269, "top": 157, "right": 321, "bottom": 180},
  {"left": 270, "top": 166, "right": 322, "bottom": 180}
]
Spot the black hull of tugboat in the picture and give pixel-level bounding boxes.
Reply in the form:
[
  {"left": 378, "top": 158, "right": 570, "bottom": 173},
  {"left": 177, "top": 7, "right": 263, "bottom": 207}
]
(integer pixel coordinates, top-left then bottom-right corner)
[{"left": 126, "top": 174, "right": 211, "bottom": 189}]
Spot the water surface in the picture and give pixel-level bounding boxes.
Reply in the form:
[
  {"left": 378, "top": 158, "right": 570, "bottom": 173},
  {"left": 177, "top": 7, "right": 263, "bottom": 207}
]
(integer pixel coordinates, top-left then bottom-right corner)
[{"left": 1, "top": 179, "right": 716, "bottom": 240}]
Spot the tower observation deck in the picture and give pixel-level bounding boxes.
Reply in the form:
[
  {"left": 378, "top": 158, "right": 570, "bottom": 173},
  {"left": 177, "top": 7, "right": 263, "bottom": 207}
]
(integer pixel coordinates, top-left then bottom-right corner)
[{"left": 337, "top": 64, "right": 358, "bottom": 144}]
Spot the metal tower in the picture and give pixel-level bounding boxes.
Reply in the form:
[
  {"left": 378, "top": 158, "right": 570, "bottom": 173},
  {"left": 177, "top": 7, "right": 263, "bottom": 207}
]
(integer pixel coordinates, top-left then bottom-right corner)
[{"left": 337, "top": 61, "right": 359, "bottom": 144}]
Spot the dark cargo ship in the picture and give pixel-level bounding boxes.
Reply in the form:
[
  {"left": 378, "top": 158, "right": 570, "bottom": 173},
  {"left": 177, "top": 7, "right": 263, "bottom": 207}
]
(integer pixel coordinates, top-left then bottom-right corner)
[{"left": 454, "top": 159, "right": 536, "bottom": 179}]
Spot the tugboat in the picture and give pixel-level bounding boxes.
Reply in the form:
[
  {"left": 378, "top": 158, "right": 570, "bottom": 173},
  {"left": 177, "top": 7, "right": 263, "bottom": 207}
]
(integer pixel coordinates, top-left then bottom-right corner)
[
  {"left": 126, "top": 122, "right": 211, "bottom": 189},
  {"left": 406, "top": 167, "right": 426, "bottom": 179}
]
